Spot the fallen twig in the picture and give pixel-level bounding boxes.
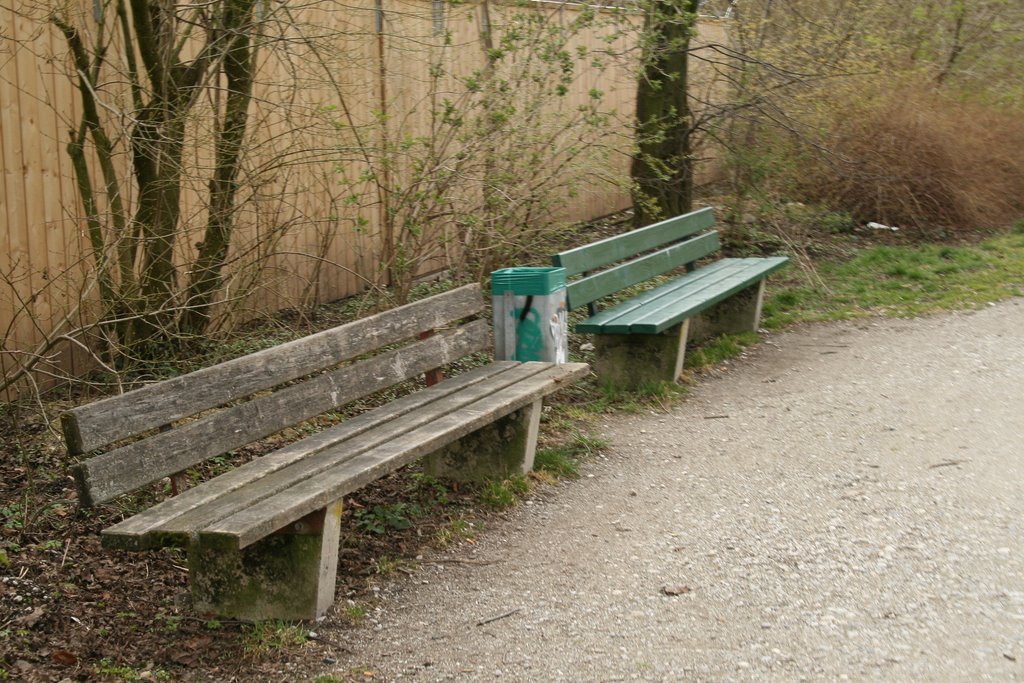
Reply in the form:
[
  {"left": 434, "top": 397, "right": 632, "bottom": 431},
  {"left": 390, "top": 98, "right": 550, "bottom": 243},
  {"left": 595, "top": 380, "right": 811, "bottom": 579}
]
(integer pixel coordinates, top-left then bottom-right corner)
[
  {"left": 794, "top": 344, "right": 850, "bottom": 348},
  {"left": 476, "top": 608, "right": 521, "bottom": 626},
  {"left": 307, "top": 632, "right": 353, "bottom": 653},
  {"left": 419, "top": 558, "right": 501, "bottom": 566},
  {"left": 60, "top": 538, "right": 72, "bottom": 570},
  {"left": 929, "top": 459, "right": 968, "bottom": 469}
]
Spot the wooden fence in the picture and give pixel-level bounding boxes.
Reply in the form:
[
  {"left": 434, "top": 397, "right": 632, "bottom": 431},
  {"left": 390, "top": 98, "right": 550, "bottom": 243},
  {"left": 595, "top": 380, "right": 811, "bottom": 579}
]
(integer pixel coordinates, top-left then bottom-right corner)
[{"left": 0, "top": 0, "right": 729, "bottom": 396}]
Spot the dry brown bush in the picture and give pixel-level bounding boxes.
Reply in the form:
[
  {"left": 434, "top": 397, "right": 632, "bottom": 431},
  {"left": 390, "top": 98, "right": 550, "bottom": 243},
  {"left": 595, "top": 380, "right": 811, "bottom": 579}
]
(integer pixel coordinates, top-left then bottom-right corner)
[{"left": 797, "top": 83, "right": 1024, "bottom": 234}]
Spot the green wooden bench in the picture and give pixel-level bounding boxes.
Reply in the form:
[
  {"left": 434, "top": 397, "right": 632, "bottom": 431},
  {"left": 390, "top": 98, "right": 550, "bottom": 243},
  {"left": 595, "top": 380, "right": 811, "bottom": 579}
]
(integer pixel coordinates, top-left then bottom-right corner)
[
  {"left": 552, "top": 207, "right": 787, "bottom": 390},
  {"left": 63, "top": 284, "right": 588, "bottom": 621}
]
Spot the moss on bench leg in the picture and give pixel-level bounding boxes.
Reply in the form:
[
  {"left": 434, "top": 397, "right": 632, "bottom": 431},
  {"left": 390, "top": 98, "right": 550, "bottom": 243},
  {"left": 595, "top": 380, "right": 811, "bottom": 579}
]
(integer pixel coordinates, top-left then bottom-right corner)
[
  {"left": 689, "top": 280, "right": 766, "bottom": 343},
  {"left": 593, "top": 321, "right": 689, "bottom": 392},
  {"left": 188, "top": 501, "right": 343, "bottom": 621},
  {"left": 424, "top": 399, "right": 542, "bottom": 481}
]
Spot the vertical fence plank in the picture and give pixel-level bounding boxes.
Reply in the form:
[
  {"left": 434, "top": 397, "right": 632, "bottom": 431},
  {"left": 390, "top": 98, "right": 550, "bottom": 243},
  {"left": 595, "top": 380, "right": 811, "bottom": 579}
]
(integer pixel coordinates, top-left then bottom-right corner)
[
  {"left": 0, "top": 2, "right": 15, "bottom": 401},
  {"left": 15, "top": 10, "right": 55, "bottom": 354},
  {"left": 1, "top": 6, "right": 36, "bottom": 397}
]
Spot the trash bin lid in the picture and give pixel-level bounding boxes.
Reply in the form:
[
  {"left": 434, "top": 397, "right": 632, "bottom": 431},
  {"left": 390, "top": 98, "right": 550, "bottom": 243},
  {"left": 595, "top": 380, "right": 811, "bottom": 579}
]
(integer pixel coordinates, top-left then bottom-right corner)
[{"left": 491, "top": 267, "right": 567, "bottom": 295}]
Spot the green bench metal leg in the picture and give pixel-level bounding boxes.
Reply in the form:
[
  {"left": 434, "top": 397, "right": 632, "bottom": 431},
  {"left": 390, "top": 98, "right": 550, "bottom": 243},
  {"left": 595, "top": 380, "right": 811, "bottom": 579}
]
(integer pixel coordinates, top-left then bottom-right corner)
[
  {"left": 689, "top": 280, "right": 766, "bottom": 343},
  {"left": 425, "top": 399, "right": 543, "bottom": 481},
  {"left": 592, "top": 321, "right": 689, "bottom": 391},
  {"left": 188, "top": 501, "right": 344, "bottom": 621}
]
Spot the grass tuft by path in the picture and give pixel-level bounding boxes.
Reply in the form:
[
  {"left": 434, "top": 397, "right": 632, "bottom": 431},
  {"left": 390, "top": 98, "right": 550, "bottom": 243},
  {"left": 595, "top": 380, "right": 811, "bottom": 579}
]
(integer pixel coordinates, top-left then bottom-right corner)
[{"left": 763, "top": 233, "right": 1024, "bottom": 327}]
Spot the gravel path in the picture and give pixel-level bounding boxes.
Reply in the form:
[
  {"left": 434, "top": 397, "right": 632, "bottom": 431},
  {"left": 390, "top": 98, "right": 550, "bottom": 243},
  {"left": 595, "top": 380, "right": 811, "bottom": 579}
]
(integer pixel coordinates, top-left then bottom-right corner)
[{"left": 328, "top": 300, "right": 1024, "bottom": 682}]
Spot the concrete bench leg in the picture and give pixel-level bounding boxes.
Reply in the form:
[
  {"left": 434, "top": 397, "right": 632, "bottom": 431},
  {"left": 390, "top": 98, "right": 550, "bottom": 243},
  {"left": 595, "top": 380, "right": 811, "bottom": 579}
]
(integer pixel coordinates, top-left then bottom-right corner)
[
  {"left": 592, "top": 321, "right": 689, "bottom": 391},
  {"left": 425, "top": 399, "right": 543, "bottom": 481},
  {"left": 188, "top": 500, "right": 343, "bottom": 621},
  {"left": 689, "top": 279, "right": 766, "bottom": 343}
]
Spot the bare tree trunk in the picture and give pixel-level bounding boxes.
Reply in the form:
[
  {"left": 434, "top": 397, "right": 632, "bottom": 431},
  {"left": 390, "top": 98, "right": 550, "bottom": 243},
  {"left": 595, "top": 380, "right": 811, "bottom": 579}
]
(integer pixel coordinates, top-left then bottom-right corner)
[
  {"left": 936, "top": 1, "right": 967, "bottom": 85},
  {"left": 631, "top": 0, "right": 699, "bottom": 227},
  {"left": 181, "top": 0, "right": 258, "bottom": 335},
  {"left": 130, "top": 102, "right": 186, "bottom": 347}
]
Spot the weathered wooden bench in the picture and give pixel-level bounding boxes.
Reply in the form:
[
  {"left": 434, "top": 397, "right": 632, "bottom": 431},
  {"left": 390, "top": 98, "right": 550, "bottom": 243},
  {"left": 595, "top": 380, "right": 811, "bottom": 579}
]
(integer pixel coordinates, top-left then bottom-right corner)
[
  {"left": 552, "top": 207, "right": 787, "bottom": 390},
  {"left": 63, "top": 284, "right": 588, "bottom": 621}
]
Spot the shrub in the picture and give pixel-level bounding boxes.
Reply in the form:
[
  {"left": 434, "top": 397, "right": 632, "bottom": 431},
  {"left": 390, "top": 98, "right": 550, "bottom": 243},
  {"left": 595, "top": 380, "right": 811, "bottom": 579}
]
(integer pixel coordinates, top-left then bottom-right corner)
[{"left": 796, "top": 81, "right": 1024, "bottom": 234}]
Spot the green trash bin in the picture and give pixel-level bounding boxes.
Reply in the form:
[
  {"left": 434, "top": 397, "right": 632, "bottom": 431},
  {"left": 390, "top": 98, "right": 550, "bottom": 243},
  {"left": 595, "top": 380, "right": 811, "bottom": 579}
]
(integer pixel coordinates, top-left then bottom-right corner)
[{"left": 491, "top": 267, "right": 568, "bottom": 363}]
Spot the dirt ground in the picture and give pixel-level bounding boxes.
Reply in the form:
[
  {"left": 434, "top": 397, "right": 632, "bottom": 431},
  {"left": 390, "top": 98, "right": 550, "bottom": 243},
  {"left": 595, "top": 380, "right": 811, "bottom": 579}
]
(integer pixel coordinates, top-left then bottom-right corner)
[{"left": 4, "top": 299, "right": 1023, "bottom": 681}]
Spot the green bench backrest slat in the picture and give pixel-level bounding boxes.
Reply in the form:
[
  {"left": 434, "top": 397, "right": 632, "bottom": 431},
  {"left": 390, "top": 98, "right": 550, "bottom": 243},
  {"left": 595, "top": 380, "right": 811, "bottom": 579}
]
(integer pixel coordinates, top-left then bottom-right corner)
[
  {"left": 552, "top": 207, "right": 716, "bottom": 277},
  {"left": 565, "top": 231, "right": 720, "bottom": 311}
]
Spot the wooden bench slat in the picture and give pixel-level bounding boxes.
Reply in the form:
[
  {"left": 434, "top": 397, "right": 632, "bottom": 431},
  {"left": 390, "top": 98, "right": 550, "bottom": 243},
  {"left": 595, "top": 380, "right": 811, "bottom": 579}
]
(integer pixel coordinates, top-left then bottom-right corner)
[
  {"left": 578, "top": 257, "right": 789, "bottom": 334},
  {"left": 63, "top": 284, "right": 484, "bottom": 454},
  {"left": 75, "top": 320, "right": 491, "bottom": 506},
  {"left": 552, "top": 207, "right": 716, "bottom": 276},
  {"left": 200, "top": 362, "right": 591, "bottom": 550},
  {"left": 100, "top": 361, "right": 525, "bottom": 550},
  {"left": 564, "top": 231, "right": 721, "bottom": 311},
  {"left": 140, "top": 361, "right": 561, "bottom": 548}
]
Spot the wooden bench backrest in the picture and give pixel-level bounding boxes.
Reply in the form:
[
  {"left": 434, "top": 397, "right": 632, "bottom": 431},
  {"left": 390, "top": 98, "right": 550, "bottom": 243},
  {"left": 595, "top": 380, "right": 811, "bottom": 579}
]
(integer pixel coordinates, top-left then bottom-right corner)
[
  {"left": 552, "top": 207, "right": 719, "bottom": 311},
  {"left": 65, "top": 284, "right": 488, "bottom": 506}
]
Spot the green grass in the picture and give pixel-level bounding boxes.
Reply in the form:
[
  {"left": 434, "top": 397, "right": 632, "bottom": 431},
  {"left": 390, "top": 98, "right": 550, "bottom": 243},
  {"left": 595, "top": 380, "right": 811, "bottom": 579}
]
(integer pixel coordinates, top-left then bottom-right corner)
[
  {"left": 353, "top": 502, "right": 422, "bottom": 534},
  {"left": 534, "top": 445, "right": 582, "bottom": 478},
  {"left": 535, "top": 430, "right": 608, "bottom": 478},
  {"left": 92, "top": 659, "right": 171, "bottom": 681},
  {"left": 763, "top": 233, "right": 1024, "bottom": 327},
  {"left": 434, "top": 517, "right": 478, "bottom": 547},
  {"left": 684, "top": 331, "right": 761, "bottom": 371},
  {"left": 582, "top": 376, "right": 689, "bottom": 414},
  {"left": 371, "top": 555, "right": 413, "bottom": 576},
  {"left": 478, "top": 476, "right": 530, "bottom": 509},
  {"left": 240, "top": 621, "right": 309, "bottom": 657},
  {"left": 343, "top": 603, "right": 368, "bottom": 623}
]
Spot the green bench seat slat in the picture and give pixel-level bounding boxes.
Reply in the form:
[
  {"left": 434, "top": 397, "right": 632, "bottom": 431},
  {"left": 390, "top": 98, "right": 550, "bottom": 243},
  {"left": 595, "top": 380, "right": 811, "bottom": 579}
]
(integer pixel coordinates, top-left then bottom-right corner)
[
  {"left": 576, "top": 259, "right": 740, "bottom": 332},
  {"left": 627, "top": 257, "right": 789, "bottom": 334},
  {"left": 577, "top": 257, "right": 789, "bottom": 335},
  {"left": 564, "top": 231, "right": 721, "bottom": 311},
  {"left": 553, "top": 207, "right": 716, "bottom": 277}
]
